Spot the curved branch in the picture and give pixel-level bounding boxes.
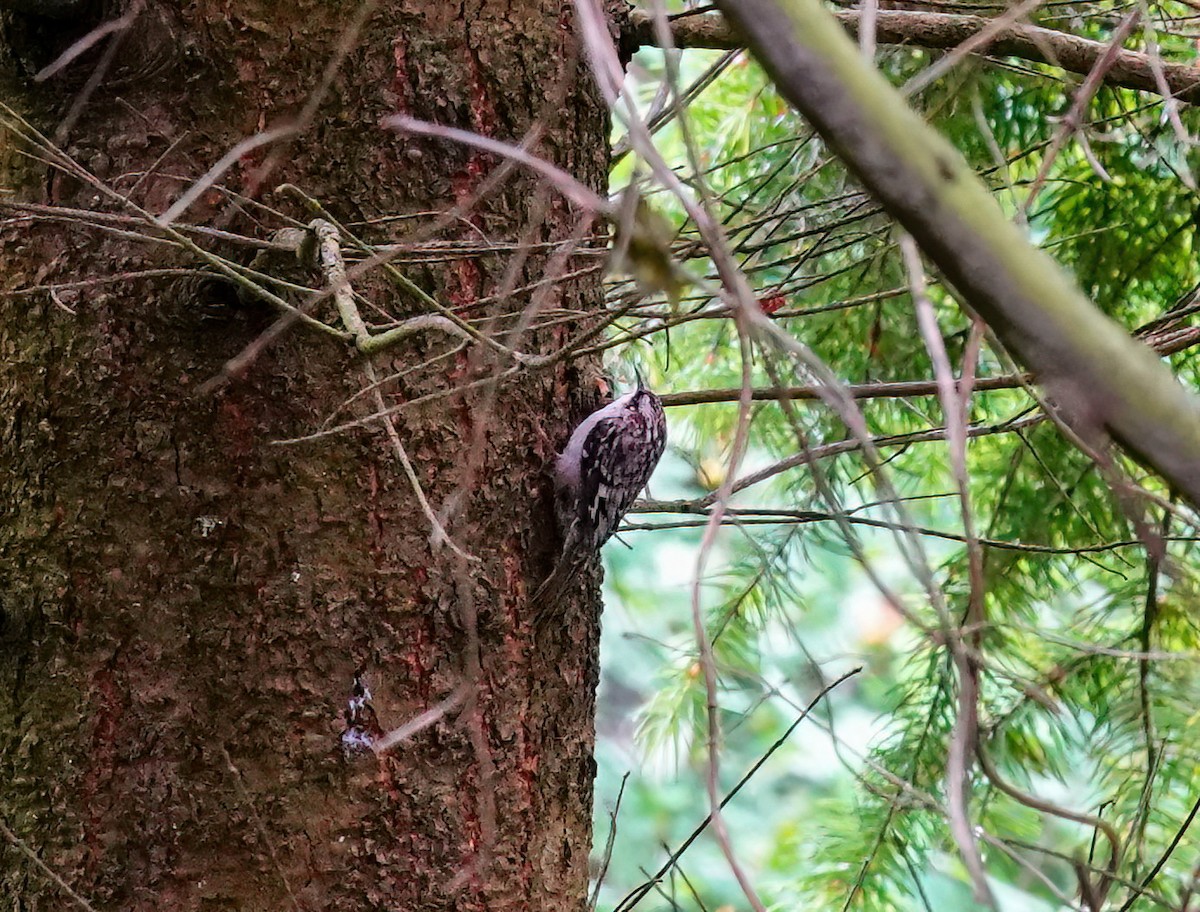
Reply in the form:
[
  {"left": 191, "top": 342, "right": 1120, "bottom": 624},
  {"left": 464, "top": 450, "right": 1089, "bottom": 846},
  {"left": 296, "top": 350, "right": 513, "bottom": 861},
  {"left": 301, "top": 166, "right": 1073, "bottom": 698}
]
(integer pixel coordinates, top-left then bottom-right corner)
[
  {"left": 715, "top": 0, "right": 1200, "bottom": 509},
  {"left": 630, "top": 9, "right": 1200, "bottom": 105}
]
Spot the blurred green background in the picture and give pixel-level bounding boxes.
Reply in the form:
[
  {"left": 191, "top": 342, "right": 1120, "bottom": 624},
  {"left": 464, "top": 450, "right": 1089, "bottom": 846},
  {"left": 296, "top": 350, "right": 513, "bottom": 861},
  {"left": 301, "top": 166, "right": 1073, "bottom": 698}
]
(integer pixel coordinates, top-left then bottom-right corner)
[{"left": 587, "top": 9, "right": 1200, "bottom": 910}]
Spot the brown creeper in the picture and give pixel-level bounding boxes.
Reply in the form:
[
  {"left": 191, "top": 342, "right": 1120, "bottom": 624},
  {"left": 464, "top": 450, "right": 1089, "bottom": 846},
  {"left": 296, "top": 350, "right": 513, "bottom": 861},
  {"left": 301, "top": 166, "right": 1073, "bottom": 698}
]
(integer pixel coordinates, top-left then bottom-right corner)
[{"left": 531, "top": 372, "right": 667, "bottom": 616}]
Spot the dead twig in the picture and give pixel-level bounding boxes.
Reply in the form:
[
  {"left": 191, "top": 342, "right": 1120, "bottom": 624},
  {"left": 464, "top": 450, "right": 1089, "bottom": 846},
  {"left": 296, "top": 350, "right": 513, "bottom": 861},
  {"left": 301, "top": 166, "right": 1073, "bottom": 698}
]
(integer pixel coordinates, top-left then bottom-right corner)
[
  {"left": 0, "top": 819, "right": 100, "bottom": 912},
  {"left": 372, "top": 687, "right": 469, "bottom": 754}
]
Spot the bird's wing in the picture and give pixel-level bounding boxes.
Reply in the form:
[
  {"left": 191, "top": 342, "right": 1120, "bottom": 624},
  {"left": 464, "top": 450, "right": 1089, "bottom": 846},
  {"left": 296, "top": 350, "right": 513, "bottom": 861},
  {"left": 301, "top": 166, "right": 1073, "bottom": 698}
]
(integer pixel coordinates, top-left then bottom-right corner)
[{"left": 576, "top": 414, "right": 647, "bottom": 549}]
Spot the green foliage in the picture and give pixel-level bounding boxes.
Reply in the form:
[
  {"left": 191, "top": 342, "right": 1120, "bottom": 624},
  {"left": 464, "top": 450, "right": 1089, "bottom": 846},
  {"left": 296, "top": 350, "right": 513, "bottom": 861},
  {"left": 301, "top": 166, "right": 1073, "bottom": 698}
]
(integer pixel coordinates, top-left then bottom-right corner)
[{"left": 593, "top": 6, "right": 1200, "bottom": 911}]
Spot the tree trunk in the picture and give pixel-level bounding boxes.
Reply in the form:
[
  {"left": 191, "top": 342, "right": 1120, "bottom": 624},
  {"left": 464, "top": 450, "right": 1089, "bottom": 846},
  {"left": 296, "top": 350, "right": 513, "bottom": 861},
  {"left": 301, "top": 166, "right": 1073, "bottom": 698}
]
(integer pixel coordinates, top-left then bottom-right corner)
[{"left": 0, "top": 2, "right": 611, "bottom": 909}]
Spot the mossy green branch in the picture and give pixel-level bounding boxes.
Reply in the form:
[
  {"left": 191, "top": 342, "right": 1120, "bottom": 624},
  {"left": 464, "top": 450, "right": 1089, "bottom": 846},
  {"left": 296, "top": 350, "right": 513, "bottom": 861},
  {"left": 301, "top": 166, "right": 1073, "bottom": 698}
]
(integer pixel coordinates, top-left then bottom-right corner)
[{"left": 716, "top": 0, "right": 1200, "bottom": 508}]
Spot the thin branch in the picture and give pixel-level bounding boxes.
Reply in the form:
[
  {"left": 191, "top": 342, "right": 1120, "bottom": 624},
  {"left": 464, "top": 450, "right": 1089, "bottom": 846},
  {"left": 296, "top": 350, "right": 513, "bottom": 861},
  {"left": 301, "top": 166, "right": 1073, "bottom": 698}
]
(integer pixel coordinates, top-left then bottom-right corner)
[
  {"left": 633, "top": 5, "right": 767, "bottom": 908},
  {"left": 628, "top": 501, "right": 1200, "bottom": 556},
  {"left": 652, "top": 319, "right": 1200, "bottom": 408},
  {"left": 1116, "top": 791, "right": 1200, "bottom": 911},
  {"left": 372, "top": 687, "right": 469, "bottom": 754},
  {"left": 383, "top": 116, "right": 609, "bottom": 215},
  {"left": 716, "top": 414, "right": 1045, "bottom": 504},
  {"left": 628, "top": 9, "right": 1200, "bottom": 105},
  {"left": 977, "top": 741, "right": 1123, "bottom": 894},
  {"left": 0, "top": 819, "right": 99, "bottom": 912},
  {"left": 1022, "top": 10, "right": 1143, "bottom": 212},
  {"left": 657, "top": 373, "right": 1028, "bottom": 406},
  {"left": 901, "top": 0, "right": 1048, "bottom": 98},
  {"left": 33, "top": 0, "right": 143, "bottom": 82},
  {"left": 310, "top": 218, "right": 478, "bottom": 561},
  {"left": 716, "top": 0, "right": 1200, "bottom": 510},
  {"left": 612, "top": 667, "right": 862, "bottom": 912},
  {"left": 589, "top": 773, "right": 631, "bottom": 912},
  {"left": 275, "top": 184, "right": 534, "bottom": 362}
]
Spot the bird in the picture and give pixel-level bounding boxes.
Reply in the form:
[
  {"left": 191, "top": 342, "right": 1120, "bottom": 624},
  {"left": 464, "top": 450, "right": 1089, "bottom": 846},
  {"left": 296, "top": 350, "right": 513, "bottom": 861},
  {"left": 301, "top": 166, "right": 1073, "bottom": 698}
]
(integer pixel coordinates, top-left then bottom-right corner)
[{"left": 531, "top": 370, "right": 667, "bottom": 620}]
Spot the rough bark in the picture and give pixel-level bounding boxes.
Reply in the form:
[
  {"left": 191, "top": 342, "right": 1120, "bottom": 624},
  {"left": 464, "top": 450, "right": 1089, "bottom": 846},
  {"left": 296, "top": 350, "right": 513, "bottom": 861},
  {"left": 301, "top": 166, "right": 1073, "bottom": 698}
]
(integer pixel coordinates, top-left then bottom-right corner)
[{"left": 0, "top": 2, "right": 610, "bottom": 910}]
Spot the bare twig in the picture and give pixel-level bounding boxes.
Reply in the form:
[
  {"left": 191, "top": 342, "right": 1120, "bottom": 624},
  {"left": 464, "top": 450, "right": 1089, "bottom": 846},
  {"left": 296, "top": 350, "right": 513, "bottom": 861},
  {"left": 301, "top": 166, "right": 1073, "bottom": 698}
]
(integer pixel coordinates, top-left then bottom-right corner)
[
  {"left": 976, "top": 743, "right": 1122, "bottom": 903},
  {"left": 372, "top": 687, "right": 469, "bottom": 754},
  {"left": 159, "top": 126, "right": 296, "bottom": 227},
  {"left": 589, "top": 772, "right": 631, "bottom": 912},
  {"left": 635, "top": 5, "right": 767, "bottom": 907},
  {"left": 0, "top": 108, "right": 349, "bottom": 343},
  {"left": 0, "top": 819, "right": 100, "bottom": 912},
  {"left": 220, "top": 747, "right": 301, "bottom": 911},
  {"left": 34, "top": 0, "right": 143, "bottom": 82},
  {"left": 904, "top": 234, "right": 992, "bottom": 907},
  {"left": 51, "top": 1, "right": 144, "bottom": 143},
  {"left": 309, "top": 217, "right": 477, "bottom": 560},
  {"left": 612, "top": 667, "right": 862, "bottom": 912},
  {"left": 657, "top": 374, "right": 1029, "bottom": 406},
  {"left": 1023, "top": 10, "right": 1142, "bottom": 212},
  {"left": 384, "top": 116, "right": 610, "bottom": 216},
  {"left": 901, "top": 0, "right": 1047, "bottom": 97}
]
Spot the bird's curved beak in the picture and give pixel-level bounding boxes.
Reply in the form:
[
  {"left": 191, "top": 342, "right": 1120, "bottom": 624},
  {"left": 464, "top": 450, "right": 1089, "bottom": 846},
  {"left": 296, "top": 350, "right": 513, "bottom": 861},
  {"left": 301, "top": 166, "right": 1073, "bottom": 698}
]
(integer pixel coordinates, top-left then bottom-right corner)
[{"left": 633, "top": 366, "right": 645, "bottom": 390}]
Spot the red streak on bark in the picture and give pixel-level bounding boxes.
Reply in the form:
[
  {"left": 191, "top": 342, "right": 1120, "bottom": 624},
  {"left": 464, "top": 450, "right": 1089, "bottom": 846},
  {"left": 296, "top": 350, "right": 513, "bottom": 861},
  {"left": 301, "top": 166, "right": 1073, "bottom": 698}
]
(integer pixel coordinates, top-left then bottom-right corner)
[
  {"left": 402, "top": 622, "right": 432, "bottom": 697},
  {"left": 445, "top": 243, "right": 483, "bottom": 313},
  {"left": 443, "top": 349, "right": 475, "bottom": 435},
  {"left": 390, "top": 33, "right": 411, "bottom": 115},
  {"left": 217, "top": 397, "right": 255, "bottom": 461},
  {"left": 80, "top": 667, "right": 123, "bottom": 879},
  {"left": 366, "top": 462, "right": 387, "bottom": 556},
  {"left": 516, "top": 727, "right": 538, "bottom": 895},
  {"left": 501, "top": 546, "right": 526, "bottom": 640},
  {"left": 446, "top": 163, "right": 484, "bottom": 312},
  {"left": 463, "top": 38, "right": 497, "bottom": 139},
  {"left": 444, "top": 41, "right": 500, "bottom": 314},
  {"left": 456, "top": 750, "right": 485, "bottom": 888},
  {"left": 377, "top": 761, "right": 401, "bottom": 801}
]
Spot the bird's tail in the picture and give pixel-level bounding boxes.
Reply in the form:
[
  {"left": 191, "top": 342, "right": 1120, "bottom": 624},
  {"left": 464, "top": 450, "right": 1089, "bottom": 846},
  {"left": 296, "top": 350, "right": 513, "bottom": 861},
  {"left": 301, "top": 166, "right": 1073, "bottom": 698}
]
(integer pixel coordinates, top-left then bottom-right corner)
[{"left": 529, "top": 554, "right": 586, "bottom": 627}]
